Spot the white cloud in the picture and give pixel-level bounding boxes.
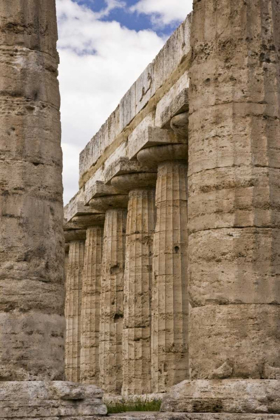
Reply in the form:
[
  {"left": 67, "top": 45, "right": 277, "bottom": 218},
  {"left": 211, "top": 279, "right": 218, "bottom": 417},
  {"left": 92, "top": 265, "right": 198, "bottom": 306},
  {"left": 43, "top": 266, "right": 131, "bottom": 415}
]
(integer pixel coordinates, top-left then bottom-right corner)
[
  {"left": 131, "top": 0, "right": 192, "bottom": 26},
  {"left": 56, "top": 0, "right": 165, "bottom": 203}
]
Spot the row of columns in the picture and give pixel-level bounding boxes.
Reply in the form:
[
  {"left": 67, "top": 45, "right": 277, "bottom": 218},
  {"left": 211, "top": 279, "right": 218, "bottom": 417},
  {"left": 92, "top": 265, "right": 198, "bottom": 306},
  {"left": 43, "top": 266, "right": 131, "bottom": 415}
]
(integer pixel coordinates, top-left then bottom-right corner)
[{"left": 65, "top": 116, "right": 189, "bottom": 395}]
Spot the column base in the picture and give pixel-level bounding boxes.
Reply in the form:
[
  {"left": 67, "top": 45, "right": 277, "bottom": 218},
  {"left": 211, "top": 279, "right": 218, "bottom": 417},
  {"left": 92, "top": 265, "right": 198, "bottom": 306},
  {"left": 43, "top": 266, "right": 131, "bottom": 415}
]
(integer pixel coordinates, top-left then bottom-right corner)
[
  {"left": 161, "top": 380, "right": 280, "bottom": 415},
  {"left": 0, "top": 381, "right": 107, "bottom": 418}
]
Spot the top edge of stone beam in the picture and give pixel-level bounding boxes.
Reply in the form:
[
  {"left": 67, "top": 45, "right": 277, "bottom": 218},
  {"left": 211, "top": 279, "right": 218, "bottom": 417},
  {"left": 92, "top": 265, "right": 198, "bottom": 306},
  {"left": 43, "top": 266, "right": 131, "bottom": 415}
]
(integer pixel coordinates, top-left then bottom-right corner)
[
  {"left": 104, "top": 157, "right": 157, "bottom": 184},
  {"left": 128, "top": 126, "right": 187, "bottom": 160},
  {"left": 84, "top": 181, "right": 122, "bottom": 206},
  {"left": 79, "top": 13, "right": 192, "bottom": 186}
]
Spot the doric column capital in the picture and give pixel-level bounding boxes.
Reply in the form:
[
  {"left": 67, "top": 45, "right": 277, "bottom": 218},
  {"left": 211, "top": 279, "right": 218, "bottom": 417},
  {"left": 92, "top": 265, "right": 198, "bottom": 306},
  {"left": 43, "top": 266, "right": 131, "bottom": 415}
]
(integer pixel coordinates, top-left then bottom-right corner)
[
  {"left": 111, "top": 172, "right": 157, "bottom": 193},
  {"left": 170, "top": 112, "right": 189, "bottom": 137},
  {"left": 137, "top": 144, "right": 188, "bottom": 168}
]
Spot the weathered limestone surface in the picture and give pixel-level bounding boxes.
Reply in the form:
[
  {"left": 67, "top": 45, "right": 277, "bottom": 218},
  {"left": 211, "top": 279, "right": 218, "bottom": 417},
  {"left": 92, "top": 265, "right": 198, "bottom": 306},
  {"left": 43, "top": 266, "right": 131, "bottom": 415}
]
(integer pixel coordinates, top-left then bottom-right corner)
[
  {"left": 65, "top": 240, "right": 85, "bottom": 382},
  {"left": 161, "top": 380, "right": 280, "bottom": 414},
  {"left": 122, "top": 188, "right": 156, "bottom": 396},
  {"left": 0, "top": 0, "right": 64, "bottom": 382},
  {"left": 0, "top": 1, "right": 107, "bottom": 418},
  {"left": 105, "top": 416, "right": 280, "bottom": 420},
  {"left": 188, "top": 0, "right": 280, "bottom": 380},
  {"left": 106, "top": 416, "right": 280, "bottom": 420},
  {"left": 80, "top": 226, "right": 103, "bottom": 385},
  {"left": 138, "top": 145, "right": 189, "bottom": 393},
  {"left": 0, "top": 381, "right": 107, "bottom": 418},
  {"left": 99, "top": 208, "right": 127, "bottom": 394}
]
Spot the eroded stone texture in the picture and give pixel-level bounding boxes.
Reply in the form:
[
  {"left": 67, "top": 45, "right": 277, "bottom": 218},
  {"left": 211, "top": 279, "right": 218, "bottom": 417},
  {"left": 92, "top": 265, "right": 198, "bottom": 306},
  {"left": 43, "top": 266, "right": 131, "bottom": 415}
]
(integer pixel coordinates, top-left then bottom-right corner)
[
  {"left": 99, "top": 209, "right": 127, "bottom": 394},
  {"left": 80, "top": 226, "right": 103, "bottom": 385},
  {"left": 161, "top": 380, "right": 280, "bottom": 414},
  {"left": 122, "top": 188, "right": 156, "bottom": 396},
  {"left": 0, "top": 0, "right": 65, "bottom": 381},
  {"left": 152, "top": 160, "right": 188, "bottom": 392},
  {"left": 188, "top": 0, "right": 280, "bottom": 379},
  {"left": 0, "top": 381, "right": 107, "bottom": 418},
  {"left": 137, "top": 144, "right": 189, "bottom": 393},
  {"left": 65, "top": 241, "right": 85, "bottom": 382}
]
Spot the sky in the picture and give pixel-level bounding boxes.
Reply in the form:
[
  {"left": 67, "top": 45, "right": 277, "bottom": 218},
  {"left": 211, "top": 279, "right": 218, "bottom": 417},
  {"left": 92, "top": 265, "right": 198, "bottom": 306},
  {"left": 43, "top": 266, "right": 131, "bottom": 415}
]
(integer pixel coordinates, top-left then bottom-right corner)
[{"left": 57, "top": 0, "right": 193, "bottom": 203}]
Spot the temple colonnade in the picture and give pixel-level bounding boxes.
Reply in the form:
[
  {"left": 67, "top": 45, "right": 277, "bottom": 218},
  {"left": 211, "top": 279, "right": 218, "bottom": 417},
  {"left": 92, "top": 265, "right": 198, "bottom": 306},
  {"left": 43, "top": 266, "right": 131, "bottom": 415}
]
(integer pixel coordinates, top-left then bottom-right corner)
[{"left": 64, "top": 114, "right": 189, "bottom": 396}]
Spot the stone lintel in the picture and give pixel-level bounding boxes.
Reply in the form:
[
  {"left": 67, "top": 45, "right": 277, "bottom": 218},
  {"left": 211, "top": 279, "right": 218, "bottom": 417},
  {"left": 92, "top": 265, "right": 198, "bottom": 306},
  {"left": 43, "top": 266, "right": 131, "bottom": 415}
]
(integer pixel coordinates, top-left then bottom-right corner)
[
  {"left": 161, "top": 380, "right": 280, "bottom": 414},
  {"left": 0, "top": 381, "right": 107, "bottom": 418},
  {"left": 128, "top": 126, "right": 187, "bottom": 160},
  {"left": 84, "top": 181, "right": 122, "bottom": 206},
  {"left": 104, "top": 157, "right": 157, "bottom": 184}
]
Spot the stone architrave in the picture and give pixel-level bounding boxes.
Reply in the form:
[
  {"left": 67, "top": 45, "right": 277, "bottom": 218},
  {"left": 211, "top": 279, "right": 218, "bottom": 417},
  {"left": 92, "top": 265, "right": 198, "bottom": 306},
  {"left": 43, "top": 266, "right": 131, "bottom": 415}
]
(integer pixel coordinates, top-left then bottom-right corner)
[
  {"left": 138, "top": 143, "right": 189, "bottom": 393},
  {"left": 111, "top": 173, "right": 157, "bottom": 396}
]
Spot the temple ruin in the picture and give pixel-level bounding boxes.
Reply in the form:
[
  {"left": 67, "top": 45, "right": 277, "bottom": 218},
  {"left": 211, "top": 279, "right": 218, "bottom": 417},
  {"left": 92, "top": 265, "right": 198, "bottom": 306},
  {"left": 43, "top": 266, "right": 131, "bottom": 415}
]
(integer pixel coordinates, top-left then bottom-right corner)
[{"left": 1, "top": 0, "right": 280, "bottom": 418}]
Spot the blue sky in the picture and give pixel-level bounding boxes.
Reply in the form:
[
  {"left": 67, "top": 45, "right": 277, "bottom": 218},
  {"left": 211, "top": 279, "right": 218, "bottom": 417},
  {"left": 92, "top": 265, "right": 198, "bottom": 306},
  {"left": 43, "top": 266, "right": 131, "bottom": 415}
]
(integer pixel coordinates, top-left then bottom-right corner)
[
  {"left": 57, "top": 0, "right": 192, "bottom": 203},
  {"left": 75, "top": 0, "right": 180, "bottom": 36}
]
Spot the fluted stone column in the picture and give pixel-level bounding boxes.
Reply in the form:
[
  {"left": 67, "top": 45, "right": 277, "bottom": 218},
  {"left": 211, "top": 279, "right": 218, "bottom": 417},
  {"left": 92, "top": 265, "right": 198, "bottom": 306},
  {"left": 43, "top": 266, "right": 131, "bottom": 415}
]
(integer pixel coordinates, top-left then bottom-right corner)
[
  {"left": 138, "top": 144, "right": 188, "bottom": 393},
  {"left": 0, "top": 0, "right": 65, "bottom": 381},
  {"left": 80, "top": 226, "right": 103, "bottom": 385},
  {"left": 65, "top": 237, "right": 85, "bottom": 382},
  {"left": 187, "top": 0, "right": 280, "bottom": 381},
  {"left": 89, "top": 195, "right": 128, "bottom": 394},
  {"left": 111, "top": 174, "right": 157, "bottom": 396}
]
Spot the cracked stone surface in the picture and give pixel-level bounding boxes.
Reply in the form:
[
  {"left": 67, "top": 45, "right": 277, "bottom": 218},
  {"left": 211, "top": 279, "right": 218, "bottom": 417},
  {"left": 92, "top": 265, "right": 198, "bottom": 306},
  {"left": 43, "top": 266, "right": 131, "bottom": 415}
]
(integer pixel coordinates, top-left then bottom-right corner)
[
  {"left": 80, "top": 226, "right": 103, "bottom": 385},
  {"left": 65, "top": 240, "right": 85, "bottom": 382},
  {"left": 0, "top": 0, "right": 65, "bottom": 382},
  {"left": 122, "top": 188, "right": 156, "bottom": 396},
  {"left": 188, "top": 0, "right": 280, "bottom": 380},
  {"left": 99, "top": 208, "right": 127, "bottom": 394}
]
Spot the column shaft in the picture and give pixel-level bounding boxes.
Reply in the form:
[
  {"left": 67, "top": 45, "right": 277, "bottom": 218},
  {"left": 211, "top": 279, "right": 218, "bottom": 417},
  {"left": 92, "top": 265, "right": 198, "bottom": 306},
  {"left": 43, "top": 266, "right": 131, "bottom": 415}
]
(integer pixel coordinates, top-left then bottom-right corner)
[
  {"left": 188, "top": 0, "right": 280, "bottom": 379},
  {"left": 152, "top": 161, "right": 188, "bottom": 392},
  {"left": 65, "top": 240, "right": 85, "bottom": 382},
  {"left": 80, "top": 226, "right": 103, "bottom": 384},
  {"left": 0, "top": 0, "right": 64, "bottom": 381},
  {"left": 99, "top": 209, "right": 127, "bottom": 394},
  {"left": 123, "top": 189, "right": 155, "bottom": 396}
]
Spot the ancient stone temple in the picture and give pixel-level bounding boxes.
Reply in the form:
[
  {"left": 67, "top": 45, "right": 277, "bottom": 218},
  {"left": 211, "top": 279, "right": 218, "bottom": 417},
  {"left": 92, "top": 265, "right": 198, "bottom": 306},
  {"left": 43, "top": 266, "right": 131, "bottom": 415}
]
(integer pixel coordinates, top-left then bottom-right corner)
[
  {"left": 1, "top": 0, "right": 280, "bottom": 418},
  {"left": 64, "top": 0, "right": 280, "bottom": 418}
]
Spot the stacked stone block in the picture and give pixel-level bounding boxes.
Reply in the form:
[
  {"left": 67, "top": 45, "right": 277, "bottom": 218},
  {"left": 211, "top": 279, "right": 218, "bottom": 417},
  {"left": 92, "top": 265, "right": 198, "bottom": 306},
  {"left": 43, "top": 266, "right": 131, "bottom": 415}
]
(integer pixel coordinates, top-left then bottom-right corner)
[
  {"left": 188, "top": 0, "right": 280, "bottom": 381},
  {"left": 0, "top": 0, "right": 107, "bottom": 417}
]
